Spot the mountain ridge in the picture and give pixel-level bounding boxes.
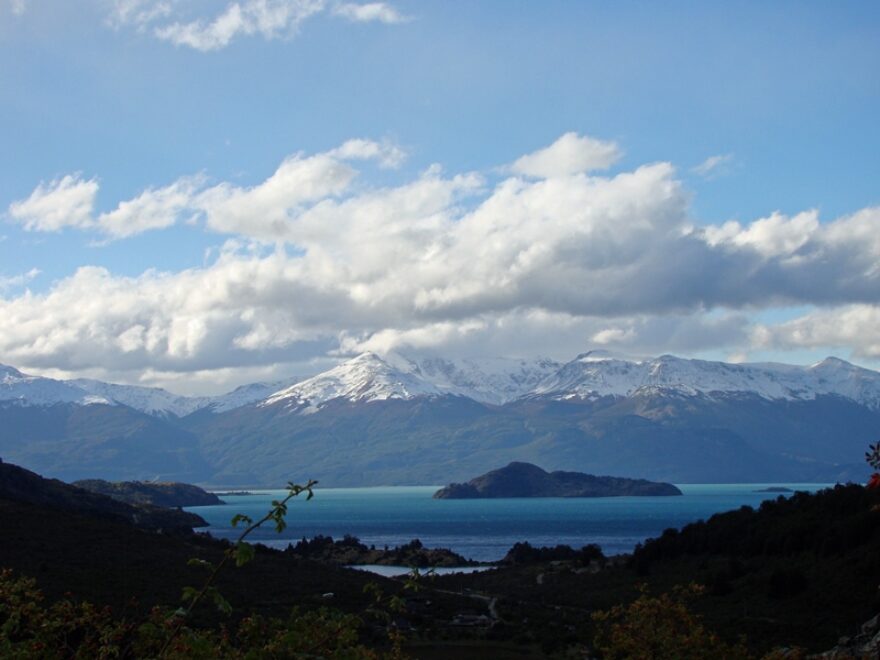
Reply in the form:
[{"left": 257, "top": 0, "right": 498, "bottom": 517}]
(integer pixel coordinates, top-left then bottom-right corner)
[
  {"left": 2, "top": 351, "right": 879, "bottom": 486},
  {"left": 4, "top": 350, "right": 879, "bottom": 419}
]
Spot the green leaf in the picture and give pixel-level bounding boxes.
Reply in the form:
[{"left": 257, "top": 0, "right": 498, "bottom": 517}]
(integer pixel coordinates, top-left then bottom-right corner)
[
  {"left": 207, "top": 587, "right": 233, "bottom": 616},
  {"left": 389, "top": 595, "right": 406, "bottom": 613},
  {"left": 234, "top": 541, "right": 256, "bottom": 567},
  {"left": 187, "top": 558, "right": 214, "bottom": 571},
  {"left": 181, "top": 586, "right": 198, "bottom": 603},
  {"left": 230, "top": 513, "right": 253, "bottom": 528}
]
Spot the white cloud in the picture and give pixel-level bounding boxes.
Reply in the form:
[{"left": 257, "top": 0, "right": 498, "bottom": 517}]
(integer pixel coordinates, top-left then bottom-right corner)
[
  {"left": 8, "top": 139, "right": 403, "bottom": 241},
  {"left": 106, "top": 0, "right": 407, "bottom": 51},
  {"left": 328, "top": 138, "right": 406, "bottom": 168},
  {"left": 333, "top": 2, "right": 407, "bottom": 24},
  {"left": 195, "top": 138, "right": 406, "bottom": 239},
  {"left": 753, "top": 304, "right": 880, "bottom": 359},
  {"left": 510, "top": 132, "right": 621, "bottom": 178},
  {"left": 704, "top": 210, "right": 819, "bottom": 258},
  {"left": 97, "top": 175, "right": 205, "bottom": 238},
  {"left": 0, "top": 268, "right": 40, "bottom": 292},
  {"left": 106, "top": 0, "right": 171, "bottom": 29},
  {"left": 692, "top": 153, "right": 734, "bottom": 179},
  {"left": 154, "top": 0, "right": 325, "bottom": 51},
  {"left": 4, "top": 134, "right": 880, "bottom": 388},
  {"left": 7, "top": 174, "right": 99, "bottom": 232}
]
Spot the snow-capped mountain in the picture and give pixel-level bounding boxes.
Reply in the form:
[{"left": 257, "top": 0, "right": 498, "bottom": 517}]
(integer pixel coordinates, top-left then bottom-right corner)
[
  {"left": 260, "top": 350, "right": 880, "bottom": 413},
  {"left": 262, "top": 352, "right": 563, "bottom": 409},
  {"left": 531, "top": 350, "right": 880, "bottom": 408},
  {"left": 263, "top": 353, "right": 444, "bottom": 410},
  {"left": 0, "top": 364, "right": 296, "bottom": 417},
  {"left": 4, "top": 351, "right": 880, "bottom": 485},
  {"left": 412, "top": 355, "right": 561, "bottom": 404},
  {"left": 3, "top": 350, "right": 880, "bottom": 419},
  {"left": 1, "top": 365, "right": 110, "bottom": 407},
  {"left": 71, "top": 379, "right": 207, "bottom": 417},
  {"left": 206, "top": 379, "right": 301, "bottom": 413}
]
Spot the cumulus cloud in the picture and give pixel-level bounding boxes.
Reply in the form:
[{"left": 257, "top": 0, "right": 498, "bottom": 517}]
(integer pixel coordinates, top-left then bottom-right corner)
[
  {"left": 510, "top": 132, "right": 621, "bottom": 178},
  {"left": 6, "top": 139, "right": 402, "bottom": 241},
  {"left": 704, "top": 210, "right": 819, "bottom": 257},
  {"left": 753, "top": 304, "right": 880, "bottom": 359},
  {"left": 3, "top": 134, "right": 880, "bottom": 389},
  {"left": 97, "top": 175, "right": 206, "bottom": 238},
  {"left": 7, "top": 174, "right": 99, "bottom": 232},
  {"left": 106, "top": 0, "right": 407, "bottom": 51},
  {"left": 195, "top": 138, "right": 408, "bottom": 239}
]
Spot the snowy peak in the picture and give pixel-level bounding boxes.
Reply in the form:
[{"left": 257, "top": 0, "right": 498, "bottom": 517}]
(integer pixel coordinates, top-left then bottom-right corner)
[
  {"left": 263, "top": 352, "right": 443, "bottom": 409},
  {"left": 806, "top": 357, "right": 880, "bottom": 409},
  {"left": 70, "top": 379, "right": 206, "bottom": 418},
  {"left": 0, "top": 364, "right": 108, "bottom": 407},
  {"left": 411, "top": 355, "right": 561, "bottom": 405},
  {"left": 3, "top": 351, "right": 880, "bottom": 417},
  {"left": 205, "top": 378, "right": 301, "bottom": 413},
  {"left": 261, "top": 352, "right": 564, "bottom": 410},
  {"left": 533, "top": 353, "right": 880, "bottom": 409},
  {"left": 0, "top": 361, "right": 303, "bottom": 416}
]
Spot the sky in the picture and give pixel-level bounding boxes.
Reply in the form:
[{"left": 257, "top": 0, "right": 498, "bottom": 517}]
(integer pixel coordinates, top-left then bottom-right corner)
[{"left": 1, "top": 0, "right": 879, "bottom": 395}]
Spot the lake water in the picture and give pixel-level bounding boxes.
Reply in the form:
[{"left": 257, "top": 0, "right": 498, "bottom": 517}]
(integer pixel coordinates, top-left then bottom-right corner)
[{"left": 188, "top": 484, "right": 829, "bottom": 563}]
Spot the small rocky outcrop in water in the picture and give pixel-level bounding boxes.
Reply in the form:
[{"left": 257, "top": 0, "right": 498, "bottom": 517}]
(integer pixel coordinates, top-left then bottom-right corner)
[
  {"left": 73, "top": 479, "right": 222, "bottom": 507},
  {"left": 434, "top": 462, "right": 682, "bottom": 499}
]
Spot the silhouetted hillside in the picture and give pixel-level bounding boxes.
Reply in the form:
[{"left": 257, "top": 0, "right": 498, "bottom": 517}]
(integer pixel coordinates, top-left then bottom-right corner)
[
  {"left": 633, "top": 483, "right": 880, "bottom": 562},
  {"left": 73, "top": 478, "right": 222, "bottom": 507},
  {"left": 0, "top": 458, "right": 206, "bottom": 531}
]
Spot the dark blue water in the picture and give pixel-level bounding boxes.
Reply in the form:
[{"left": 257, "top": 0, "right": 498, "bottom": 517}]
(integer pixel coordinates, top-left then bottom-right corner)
[{"left": 189, "top": 483, "right": 828, "bottom": 562}]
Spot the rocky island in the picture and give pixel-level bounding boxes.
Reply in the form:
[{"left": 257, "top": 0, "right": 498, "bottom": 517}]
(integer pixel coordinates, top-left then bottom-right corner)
[{"left": 434, "top": 462, "right": 682, "bottom": 498}]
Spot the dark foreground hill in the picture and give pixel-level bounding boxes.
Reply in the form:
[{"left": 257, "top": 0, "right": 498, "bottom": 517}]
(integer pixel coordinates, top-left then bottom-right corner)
[
  {"left": 0, "top": 458, "right": 207, "bottom": 532},
  {"left": 2, "top": 458, "right": 879, "bottom": 657},
  {"left": 435, "top": 483, "right": 880, "bottom": 655},
  {"left": 72, "top": 477, "right": 223, "bottom": 507},
  {"left": 434, "top": 461, "right": 682, "bottom": 498}
]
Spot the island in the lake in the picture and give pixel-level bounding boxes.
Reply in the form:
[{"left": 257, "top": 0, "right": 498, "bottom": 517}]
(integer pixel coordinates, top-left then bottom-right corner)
[
  {"left": 755, "top": 486, "right": 795, "bottom": 493},
  {"left": 433, "top": 462, "right": 682, "bottom": 498}
]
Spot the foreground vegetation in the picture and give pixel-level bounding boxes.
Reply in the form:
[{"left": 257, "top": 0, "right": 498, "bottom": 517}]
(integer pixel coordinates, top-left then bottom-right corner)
[{"left": 1, "top": 449, "right": 879, "bottom": 657}]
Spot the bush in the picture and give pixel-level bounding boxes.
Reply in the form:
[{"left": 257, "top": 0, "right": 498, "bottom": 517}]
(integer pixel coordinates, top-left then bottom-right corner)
[
  {"left": 591, "top": 584, "right": 750, "bottom": 660},
  {"left": 0, "top": 568, "right": 390, "bottom": 659}
]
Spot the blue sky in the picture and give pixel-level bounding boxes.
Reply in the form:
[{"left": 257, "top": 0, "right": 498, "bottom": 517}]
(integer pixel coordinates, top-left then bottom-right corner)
[{"left": 1, "top": 0, "right": 878, "bottom": 393}]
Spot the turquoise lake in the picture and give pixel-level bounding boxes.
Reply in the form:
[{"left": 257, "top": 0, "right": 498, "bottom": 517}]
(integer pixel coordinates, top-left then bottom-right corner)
[{"left": 188, "top": 483, "right": 829, "bottom": 563}]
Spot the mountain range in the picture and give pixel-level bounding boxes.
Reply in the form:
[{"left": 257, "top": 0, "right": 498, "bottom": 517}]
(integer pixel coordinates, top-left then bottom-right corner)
[{"left": 1, "top": 351, "right": 878, "bottom": 486}]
